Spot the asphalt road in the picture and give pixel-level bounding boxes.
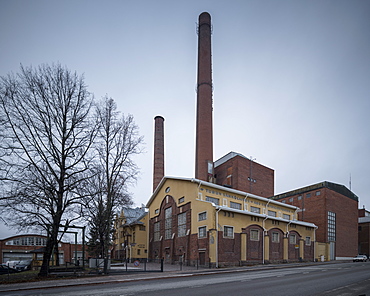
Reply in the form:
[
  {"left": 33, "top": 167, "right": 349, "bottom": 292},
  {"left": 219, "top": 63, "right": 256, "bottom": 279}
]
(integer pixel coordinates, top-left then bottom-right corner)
[{"left": 2, "top": 262, "right": 370, "bottom": 296}]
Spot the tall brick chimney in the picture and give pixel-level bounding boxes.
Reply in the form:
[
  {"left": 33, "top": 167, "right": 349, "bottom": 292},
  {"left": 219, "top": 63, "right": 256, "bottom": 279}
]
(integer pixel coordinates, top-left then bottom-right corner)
[
  {"left": 195, "top": 12, "right": 213, "bottom": 182},
  {"left": 153, "top": 115, "right": 165, "bottom": 191}
]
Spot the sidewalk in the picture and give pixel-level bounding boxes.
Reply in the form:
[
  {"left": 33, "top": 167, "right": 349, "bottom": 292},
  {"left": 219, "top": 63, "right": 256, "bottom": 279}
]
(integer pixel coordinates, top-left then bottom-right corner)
[{"left": 0, "top": 261, "right": 348, "bottom": 293}]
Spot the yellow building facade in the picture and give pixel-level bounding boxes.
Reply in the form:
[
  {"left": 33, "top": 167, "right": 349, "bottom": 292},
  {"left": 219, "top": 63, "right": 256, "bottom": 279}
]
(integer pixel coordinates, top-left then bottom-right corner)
[
  {"left": 147, "top": 177, "right": 317, "bottom": 267},
  {"left": 112, "top": 207, "right": 148, "bottom": 262}
]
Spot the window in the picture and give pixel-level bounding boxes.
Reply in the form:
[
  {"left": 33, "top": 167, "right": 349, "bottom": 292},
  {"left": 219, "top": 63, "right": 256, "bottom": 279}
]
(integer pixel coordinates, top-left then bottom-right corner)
[
  {"left": 250, "top": 206, "right": 260, "bottom": 214},
  {"left": 223, "top": 226, "right": 234, "bottom": 238},
  {"left": 198, "top": 211, "right": 207, "bottom": 221},
  {"left": 178, "top": 213, "right": 187, "bottom": 237},
  {"left": 289, "top": 234, "right": 297, "bottom": 244},
  {"left": 283, "top": 214, "right": 290, "bottom": 220},
  {"left": 281, "top": 200, "right": 286, "bottom": 203},
  {"left": 328, "top": 211, "right": 336, "bottom": 241},
  {"left": 230, "top": 201, "right": 242, "bottom": 210},
  {"left": 206, "top": 196, "right": 219, "bottom": 205},
  {"left": 298, "top": 195, "right": 302, "bottom": 200},
  {"left": 5, "top": 237, "right": 46, "bottom": 246},
  {"left": 165, "top": 207, "right": 172, "bottom": 240},
  {"left": 154, "top": 222, "right": 160, "bottom": 241},
  {"left": 289, "top": 197, "right": 293, "bottom": 202},
  {"left": 178, "top": 196, "right": 185, "bottom": 204},
  {"left": 198, "top": 226, "right": 207, "bottom": 238},
  {"left": 316, "top": 191, "right": 321, "bottom": 196},
  {"left": 139, "top": 225, "right": 146, "bottom": 231},
  {"left": 272, "top": 232, "right": 279, "bottom": 243},
  {"left": 137, "top": 249, "right": 141, "bottom": 255},
  {"left": 268, "top": 210, "right": 276, "bottom": 217},
  {"left": 305, "top": 236, "right": 311, "bottom": 246},
  {"left": 250, "top": 229, "right": 259, "bottom": 241},
  {"left": 306, "top": 193, "right": 311, "bottom": 198}
]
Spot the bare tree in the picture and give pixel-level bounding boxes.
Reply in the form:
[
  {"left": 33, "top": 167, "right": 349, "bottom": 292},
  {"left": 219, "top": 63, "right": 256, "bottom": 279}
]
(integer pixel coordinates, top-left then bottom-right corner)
[
  {"left": 83, "top": 96, "right": 143, "bottom": 273},
  {"left": 0, "top": 64, "right": 96, "bottom": 276}
]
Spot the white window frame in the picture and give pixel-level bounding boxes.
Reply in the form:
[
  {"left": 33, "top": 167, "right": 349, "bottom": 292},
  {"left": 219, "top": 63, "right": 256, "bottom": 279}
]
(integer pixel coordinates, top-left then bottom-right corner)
[
  {"left": 250, "top": 229, "right": 259, "bottom": 241},
  {"left": 289, "top": 234, "right": 296, "bottom": 244},
  {"left": 272, "top": 232, "right": 279, "bottom": 243},
  {"left": 230, "top": 201, "right": 242, "bottom": 210},
  {"left": 223, "top": 225, "right": 234, "bottom": 239},
  {"left": 177, "top": 212, "right": 187, "bottom": 237},
  {"left": 250, "top": 206, "right": 260, "bottom": 214},
  {"left": 198, "top": 211, "right": 207, "bottom": 221},
  {"left": 206, "top": 196, "right": 220, "bottom": 205},
  {"left": 268, "top": 210, "right": 277, "bottom": 217},
  {"left": 198, "top": 226, "right": 207, "bottom": 238}
]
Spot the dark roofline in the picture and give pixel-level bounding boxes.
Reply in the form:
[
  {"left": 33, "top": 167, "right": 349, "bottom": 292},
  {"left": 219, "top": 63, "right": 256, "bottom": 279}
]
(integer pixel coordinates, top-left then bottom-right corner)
[{"left": 272, "top": 181, "right": 358, "bottom": 202}]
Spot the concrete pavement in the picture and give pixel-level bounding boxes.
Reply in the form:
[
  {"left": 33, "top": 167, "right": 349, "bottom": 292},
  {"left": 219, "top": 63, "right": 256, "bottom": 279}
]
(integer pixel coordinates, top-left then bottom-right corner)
[{"left": 0, "top": 261, "right": 349, "bottom": 293}]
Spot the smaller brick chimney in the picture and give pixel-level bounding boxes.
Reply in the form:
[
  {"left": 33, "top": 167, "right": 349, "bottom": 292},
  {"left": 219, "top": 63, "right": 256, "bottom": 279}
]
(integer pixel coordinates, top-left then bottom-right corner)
[{"left": 153, "top": 116, "right": 165, "bottom": 191}]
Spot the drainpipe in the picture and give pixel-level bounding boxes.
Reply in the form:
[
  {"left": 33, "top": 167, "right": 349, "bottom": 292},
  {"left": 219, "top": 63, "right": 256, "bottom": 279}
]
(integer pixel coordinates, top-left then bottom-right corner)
[
  {"left": 314, "top": 226, "right": 318, "bottom": 262},
  {"left": 192, "top": 179, "right": 203, "bottom": 200},
  {"left": 243, "top": 194, "right": 249, "bottom": 211},
  {"left": 286, "top": 220, "right": 292, "bottom": 237},
  {"left": 262, "top": 215, "right": 268, "bottom": 265},
  {"left": 215, "top": 207, "right": 221, "bottom": 268},
  {"left": 265, "top": 199, "right": 272, "bottom": 215}
]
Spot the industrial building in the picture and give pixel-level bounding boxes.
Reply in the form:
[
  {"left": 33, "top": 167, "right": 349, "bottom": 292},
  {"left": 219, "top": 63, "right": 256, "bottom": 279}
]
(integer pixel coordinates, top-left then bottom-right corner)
[
  {"left": 0, "top": 234, "right": 86, "bottom": 266},
  {"left": 272, "top": 182, "right": 358, "bottom": 260},
  {"left": 146, "top": 12, "right": 317, "bottom": 267},
  {"left": 147, "top": 176, "right": 316, "bottom": 266}
]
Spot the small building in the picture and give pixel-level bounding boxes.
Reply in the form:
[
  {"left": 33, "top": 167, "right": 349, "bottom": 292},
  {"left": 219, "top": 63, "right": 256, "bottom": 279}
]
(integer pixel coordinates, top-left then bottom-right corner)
[
  {"left": 358, "top": 208, "right": 370, "bottom": 257},
  {"left": 272, "top": 181, "right": 358, "bottom": 260},
  {"left": 112, "top": 207, "right": 148, "bottom": 261},
  {"left": 147, "top": 176, "right": 317, "bottom": 267},
  {"left": 0, "top": 234, "right": 86, "bottom": 266}
]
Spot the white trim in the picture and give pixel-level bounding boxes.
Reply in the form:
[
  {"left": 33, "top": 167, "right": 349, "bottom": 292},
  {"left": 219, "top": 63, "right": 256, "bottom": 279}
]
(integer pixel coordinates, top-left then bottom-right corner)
[
  {"left": 213, "top": 204, "right": 317, "bottom": 228},
  {"left": 146, "top": 176, "right": 297, "bottom": 210}
]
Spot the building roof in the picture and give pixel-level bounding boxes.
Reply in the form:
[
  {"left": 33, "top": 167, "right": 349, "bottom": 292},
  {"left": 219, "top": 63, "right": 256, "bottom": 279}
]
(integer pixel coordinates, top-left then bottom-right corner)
[
  {"left": 213, "top": 151, "right": 273, "bottom": 170},
  {"left": 121, "top": 207, "right": 147, "bottom": 226},
  {"left": 272, "top": 181, "right": 359, "bottom": 202},
  {"left": 359, "top": 216, "right": 370, "bottom": 224}
]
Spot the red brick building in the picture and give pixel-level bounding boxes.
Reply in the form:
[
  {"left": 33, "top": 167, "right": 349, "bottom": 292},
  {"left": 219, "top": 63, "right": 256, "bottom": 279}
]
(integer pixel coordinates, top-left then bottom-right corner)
[
  {"left": 214, "top": 152, "right": 274, "bottom": 198},
  {"left": 358, "top": 208, "right": 370, "bottom": 257},
  {"left": 272, "top": 181, "right": 358, "bottom": 260},
  {"left": 0, "top": 234, "right": 87, "bottom": 266}
]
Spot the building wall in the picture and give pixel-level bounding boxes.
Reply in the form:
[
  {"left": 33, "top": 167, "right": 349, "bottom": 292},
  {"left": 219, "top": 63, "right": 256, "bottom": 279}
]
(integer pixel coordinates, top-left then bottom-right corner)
[
  {"left": 358, "top": 221, "right": 370, "bottom": 257},
  {"left": 113, "top": 210, "right": 148, "bottom": 261},
  {"left": 214, "top": 154, "right": 274, "bottom": 198},
  {"left": 274, "top": 184, "right": 358, "bottom": 258},
  {"left": 147, "top": 177, "right": 316, "bottom": 267},
  {"left": 0, "top": 235, "right": 86, "bottom": 265}
]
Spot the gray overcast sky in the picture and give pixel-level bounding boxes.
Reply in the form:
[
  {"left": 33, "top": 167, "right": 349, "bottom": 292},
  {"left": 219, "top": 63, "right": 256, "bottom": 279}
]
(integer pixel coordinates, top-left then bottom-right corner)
[{"left": 1, "top": 0, "right": 369, "bottom": 239}]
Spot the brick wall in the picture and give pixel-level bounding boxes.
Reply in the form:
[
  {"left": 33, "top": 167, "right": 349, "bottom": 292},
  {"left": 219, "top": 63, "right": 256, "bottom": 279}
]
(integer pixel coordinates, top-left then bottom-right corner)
[
  {"left": 214, "top": 155, "right": 274, "bottom": 197},
  {"left": 275, "top": 186, "right": 358, "bottom": 258}
]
